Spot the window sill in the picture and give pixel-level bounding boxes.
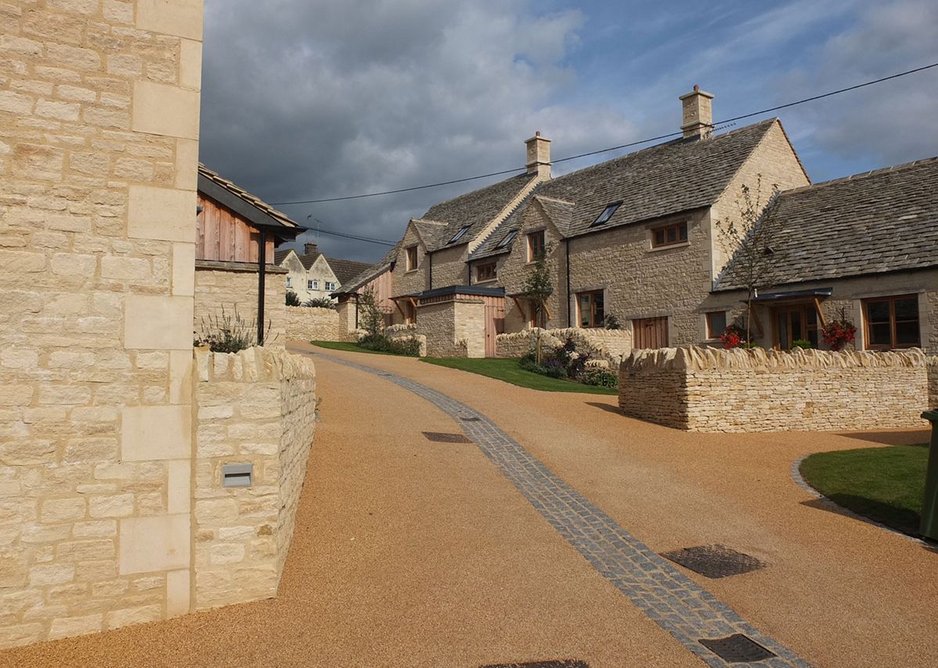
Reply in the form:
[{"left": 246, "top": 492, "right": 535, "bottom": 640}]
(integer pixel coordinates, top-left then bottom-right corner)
[
  {"left": 475, "top": 278, "right": 497, "bottom": 284},
  {"left": 404, "top": 269, "right": 418, "bottom": 274},
  {"left": 648, "top": 241, "right": 690, "bottom": 253}
]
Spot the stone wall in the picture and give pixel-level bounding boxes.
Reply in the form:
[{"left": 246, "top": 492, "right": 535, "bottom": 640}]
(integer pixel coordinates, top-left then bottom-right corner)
[
  {"left": 385, "top": 324, "right": 427, "bottom": 357},
  {"left": 0, "top": 0, "right": 203, "bottom": 649},
  {"left": 194, "top": 262, "right": 286, "bottom": 349},
  {"left": 192, "top": 346, "right": 315, "bottom": 610},
  {"left": 416, "top": 298, "right": 485, "bottom": 358},
  {"left": 619, "top": 346, "right": 929, "bottom": 432},
  {"left": 284, "top": 306, "right": 340, "bottom": 342},
  {"left": 497, "top": 327, "right": 632, "bottom": 365},
  {"left": 928, "top": 356, "right": 938, "bottom": 409}
]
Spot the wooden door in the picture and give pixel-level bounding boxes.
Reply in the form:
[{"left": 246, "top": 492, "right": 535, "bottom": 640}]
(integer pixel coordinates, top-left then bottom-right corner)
[
  {"left": 484, "top": 300, "right": 505, "bottom": 357},
  {"left": 633, "top": 317, "right": 668, "bottom": 349}
]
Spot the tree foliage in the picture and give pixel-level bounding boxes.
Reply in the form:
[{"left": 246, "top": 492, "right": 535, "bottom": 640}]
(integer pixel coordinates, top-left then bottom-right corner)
[
  {"left": 716, "top": 176, "right": 780, "bottom": 343},
  {"left": 358, "top": 286, "right": 383, "bottom": 338},
  {"left": 285, "top": 290, "right": 301, "bottom": 306}
]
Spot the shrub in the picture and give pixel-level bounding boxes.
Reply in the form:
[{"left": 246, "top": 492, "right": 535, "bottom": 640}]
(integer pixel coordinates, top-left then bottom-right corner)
[
  {"left": 580, "top": 367, "right": 618, "bottom": 388},
  {"left": 304, "top": 297, "right": 336, "bottom": 309},
  {"left": 195, "top": 307, "right": 271, "bottom": 353},
  {"left": 358, "top": 334, "right": 421, "bottom": 357},
  {"left": 791, "top": 339, "right": 813, "bottom": 349},
  {"left": 603, "top": 314, "right": 621, "bottom": 330},
  {"left": 286, "top": 290, "right": 301, "bottom": 306}
]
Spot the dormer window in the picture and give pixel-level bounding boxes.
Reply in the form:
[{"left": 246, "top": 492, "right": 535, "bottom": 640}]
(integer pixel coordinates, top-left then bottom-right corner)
[
  {"left": 447, "top": 225, "right": 471, "bottom": 244},
  {"left": 495, "top": 229, "right": 517, "bottom": 249},
  {"left": 590, "top": 201, "right": 621, "bottom": 227}
]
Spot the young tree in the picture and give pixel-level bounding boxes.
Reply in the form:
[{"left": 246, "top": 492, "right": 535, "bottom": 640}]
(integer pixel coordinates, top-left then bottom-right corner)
[
  {"left": 716, "top": 177, "right": 780, "bottom": 344},
  {"left": 520, "top": 242, "right": 554, "bottom": 362},
  {"left": 357, "top": 286, "right": 383, "bottom": 339}
]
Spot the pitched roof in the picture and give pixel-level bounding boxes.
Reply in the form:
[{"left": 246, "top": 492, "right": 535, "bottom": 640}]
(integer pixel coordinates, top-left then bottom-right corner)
[
  {"left": 327, "top": 257, "right": 372, "bottom": 285},
  {"left": 419, "top": 173, "right": 538, "bottom": 251},
  {"left": 715, "top": 157, "right": 938, "bottom": 290},
  {"left": 275, "top": 247, "right": 322, "bottom": 270},
  {"left": 333, "top": 242, "right": 399, "bottom": 295},
  {"left": 538, "top": 119, "right": 781, "bottom": 238},
  {"left": 468, "top": 119, "right": 784, "bottom": 260},
  {"left": 198, "top": 164, "right": 301, "bottom": 240}
]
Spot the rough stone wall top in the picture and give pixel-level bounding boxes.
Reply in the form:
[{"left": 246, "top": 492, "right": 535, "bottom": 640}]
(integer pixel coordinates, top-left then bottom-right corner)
[
  {"left": 195, "top": 345, "right": 316, "bottom": 384},
  {"left": 623, "top": 345, "right": 927, "bottom": 373}
]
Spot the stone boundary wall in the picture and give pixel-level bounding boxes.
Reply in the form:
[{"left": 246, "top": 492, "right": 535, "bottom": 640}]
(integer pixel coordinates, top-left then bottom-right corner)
[
  {"left": 928, "top": 356, "right": 938, "bottom": 409},
  {"left": 497, "top": 327, "right": 632, "bottom": 365},
  {"left": 193, "top": 347, "right": 316, "bottom": 610},
  {"left": 384, "top": 325, "right": 428, "bottom": 357},
  {"left": 619, "top": 346, "right": 929, "bottom": 432},
  {"left": 195, "top": 265, "right": 286, "bottom": 349},
  {"left": 284, "top": 306, "right": 340, "bottom": 342}
]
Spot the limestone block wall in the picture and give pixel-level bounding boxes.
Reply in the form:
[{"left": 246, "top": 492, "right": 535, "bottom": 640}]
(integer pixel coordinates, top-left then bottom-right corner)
[
  {"left": 928, "top": 356, "right": 938, "bottom": 409},
  {"left": 194, "top": 263, "right": 285, "bottom": 349},
  {"left": 496, "top": 327, "right": 632, "bottom": 365},
  {"left": 192, "top": 347, "right": 315, "bottom": 610},
  {"left": 0, "top": 0, "right": 203, "bottom": 649},
  {"left": 416, "top": 298, "right": 485, "bottom": 358},
  {"left": 619, "top": 346, "right": 929, "bottom": 432},
  {"left": 283, "top": 306, "right": 340, "bottom": 342},
  {"left": 385, "top": 325, "right": 427, "bottom": 357}
]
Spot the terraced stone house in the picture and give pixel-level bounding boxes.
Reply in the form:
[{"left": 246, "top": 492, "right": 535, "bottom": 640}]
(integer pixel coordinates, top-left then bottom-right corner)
[
  {"left": 371, "top": 87, "right": 810, "bottom": 355},
  {"left": 707, "top": 158, "right": 938, "bottom": 353}
]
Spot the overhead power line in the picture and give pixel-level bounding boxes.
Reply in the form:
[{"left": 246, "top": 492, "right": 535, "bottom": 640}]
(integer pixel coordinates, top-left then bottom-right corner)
[{"left": 271, "top": 61, "right": 938, "bottom": 206}]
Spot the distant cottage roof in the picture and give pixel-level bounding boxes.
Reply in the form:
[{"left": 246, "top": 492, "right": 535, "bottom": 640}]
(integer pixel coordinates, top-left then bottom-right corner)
[
  {"left": 198, "top": 164, "right": 300, "bottom": 239},
  {"left": 333, "top": 242, "right": 400, "bottom": 296},
  {"left": 715, "top": 157, "right": 938, "bottom": 291},
  {"left": 327, "top": 257, "right": 372, "bottom": 285},
  {"left": 469, "top": 119, "right": 795, "bottom": 260}
]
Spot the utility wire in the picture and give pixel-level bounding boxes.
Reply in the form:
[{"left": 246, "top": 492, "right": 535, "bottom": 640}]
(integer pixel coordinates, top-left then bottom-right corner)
[{"left": 271, "top": 62, "right": 938, "bottom": 206}]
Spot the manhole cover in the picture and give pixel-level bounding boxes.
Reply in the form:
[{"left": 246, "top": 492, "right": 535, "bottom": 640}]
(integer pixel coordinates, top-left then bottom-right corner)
[
  {"left": 660, "top": 544, "right": 765, "bottom": 578},
  {"left": 422, "top": 431, "right": 472, "bottom": 443},
  {"left": 481, "top": 662, "right": 589, "bottom": 668},
  {"left": 699, "top": 634, "right": 776, "bottom": 663}
]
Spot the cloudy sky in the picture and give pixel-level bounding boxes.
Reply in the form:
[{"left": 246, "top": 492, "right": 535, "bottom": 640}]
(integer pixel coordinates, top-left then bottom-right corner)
[{"left": 199, "top": 0, "right": 938, "bottom": 263}]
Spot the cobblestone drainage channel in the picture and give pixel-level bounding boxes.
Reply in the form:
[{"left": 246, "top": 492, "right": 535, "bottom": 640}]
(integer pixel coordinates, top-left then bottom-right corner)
[
  {"left": 480, "top": 661, "right": 589, "bottom": 668},
  {"left": 312, "top": 351, "right": 812, "bottom": 668},
  {"left": 661, "top": 545, "right": 766, "bottom": 579},
  {"left": 699, "top": 634, "right": 777, "bottom": 663}
]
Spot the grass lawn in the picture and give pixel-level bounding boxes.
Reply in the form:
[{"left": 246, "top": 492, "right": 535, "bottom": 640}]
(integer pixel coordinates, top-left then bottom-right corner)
[
  {"left": 422, "top": 357, "right": 618, "bottom": 395},
  {"left": 310, "top": 340, "right": 400, "bottom": 356},
  {"left": 799, "top": 444, "right": 929, "bottom": 536}
]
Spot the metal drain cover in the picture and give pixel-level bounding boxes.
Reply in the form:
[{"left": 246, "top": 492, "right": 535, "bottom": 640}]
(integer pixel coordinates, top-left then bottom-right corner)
[
  {"left": 660, "top": 544, "right": 765, "bottom": 579},
  {"left": 481, "top": 662, "right": 588, "bottom": 668},
  {"left": 699, "top": 634, "right": 776, "bottom": 663},
  {"left": 422, "top": 431, "right": 472, "bottom": 443}
]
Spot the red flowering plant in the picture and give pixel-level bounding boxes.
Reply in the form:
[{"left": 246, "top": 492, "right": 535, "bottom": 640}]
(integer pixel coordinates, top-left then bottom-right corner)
[
  {"left": 821, "top": 307, "right": 856, "bottom": 351},
  {"left": 719, "top": 323, "right": 747, "bottom": 349}
]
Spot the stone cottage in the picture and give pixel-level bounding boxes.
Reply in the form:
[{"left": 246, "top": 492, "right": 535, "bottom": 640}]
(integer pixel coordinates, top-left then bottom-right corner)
[
  {"left": 706, "top": 157, "right": 938, "bottom": 353},
  {"left": 373, "top": 87, "right": 810, "bottom": 355},
  {"left": 274, "top": 243, "right": 370, "bottom": 305}
]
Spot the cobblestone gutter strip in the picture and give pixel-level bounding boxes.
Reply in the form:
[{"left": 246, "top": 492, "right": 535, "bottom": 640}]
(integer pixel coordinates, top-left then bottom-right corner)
[{"left": 316, "top": 352, "right": 811, "bottom": 668}]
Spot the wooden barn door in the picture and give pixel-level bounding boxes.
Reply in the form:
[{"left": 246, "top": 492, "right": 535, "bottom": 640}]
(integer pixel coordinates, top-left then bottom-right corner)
[
  {"left": 633, "top": 316, "right": 668, "bottom": 349},
  {"left": 484, "top": 297, "right": 506, "bottom": 357}
]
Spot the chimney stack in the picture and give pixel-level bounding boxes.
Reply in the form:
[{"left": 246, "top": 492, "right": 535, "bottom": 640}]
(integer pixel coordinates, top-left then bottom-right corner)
[
  {"left": 679, "top": 85, "right": 714, "bottom": 140},
  {"left": 304, "top": 242, "right": 318, "bottom": 255},
  {"left": 525, "top": 131, "right": 551, "bottom": 178}
]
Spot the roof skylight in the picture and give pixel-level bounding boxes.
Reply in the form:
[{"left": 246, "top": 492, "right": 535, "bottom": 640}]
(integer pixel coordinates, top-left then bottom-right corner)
[
  {"left": 495, "top": 229, "right": 518, "bottom": 249},
  {"left": 447, "top": 225, "right": 471, "bottom": 244},
  {"left": 590, "top": 201, "right": 622, "bottom": 227}
]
